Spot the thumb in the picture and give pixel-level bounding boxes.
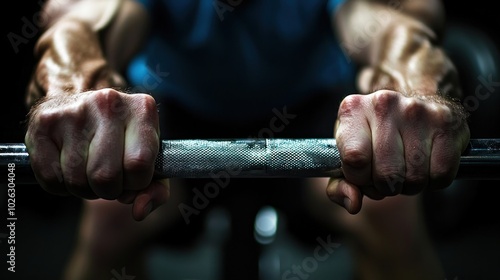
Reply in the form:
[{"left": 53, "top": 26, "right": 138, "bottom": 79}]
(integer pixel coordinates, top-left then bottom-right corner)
[
  {"left": 326, "top": 178, "right": 363, "bottom": 214},
  {"left": 132, "top": 178, "right": 170, "bottom": 221}
]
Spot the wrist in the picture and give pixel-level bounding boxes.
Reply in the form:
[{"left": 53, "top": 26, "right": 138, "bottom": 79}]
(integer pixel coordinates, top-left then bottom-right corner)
[
  {"left": 362, "top": 17, "right": 461, "bottom": 100},
  {"left": 29, "top": 18, "right": 122, "bottom": 103},
  {"left": 371, "top": 17, "right": 437, "bottom": 66}
]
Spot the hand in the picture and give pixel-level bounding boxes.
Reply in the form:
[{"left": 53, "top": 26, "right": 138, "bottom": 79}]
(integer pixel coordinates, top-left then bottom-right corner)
[
  {"left": 327, "top": 90, "right": 470, "bottom": 214},
  {"left": 25, "top": 88, "right": 168, "bottom": 221}
]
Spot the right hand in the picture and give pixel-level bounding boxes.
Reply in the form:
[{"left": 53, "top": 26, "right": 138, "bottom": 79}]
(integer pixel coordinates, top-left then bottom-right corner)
[{"left": 25, "top": 88, "right": 168, "bottom": 221}]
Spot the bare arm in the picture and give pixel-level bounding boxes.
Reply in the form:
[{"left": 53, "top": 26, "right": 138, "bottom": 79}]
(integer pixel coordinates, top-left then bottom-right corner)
[
  {"left": 333, "top": 0, "right": 460, "bottom": 98},
  {"left": 334, "top": 0, "right": 445, "bottom": 68},
  {"left": 26, "top": 0, "right": 150, "bottom": 106},
  {"left": 24, "top": 0, "right": 166, "bottom": 221},
  {"left": 327, "top": 0, "right": 470, "bottom": 213}
]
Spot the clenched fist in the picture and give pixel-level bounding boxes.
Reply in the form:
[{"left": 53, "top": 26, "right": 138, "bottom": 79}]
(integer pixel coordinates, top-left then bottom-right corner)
[
  {"left": 327, "top": 90, "right": 470, "bottom": 214},
  {"left": 25, "top": 88, "right": 168, "bottom": 220}
]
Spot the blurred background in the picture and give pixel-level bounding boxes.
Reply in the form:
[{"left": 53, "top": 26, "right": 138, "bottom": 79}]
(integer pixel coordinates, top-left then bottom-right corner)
[{"left": 1, "top": 1, "right": 499, "bottom": 279}]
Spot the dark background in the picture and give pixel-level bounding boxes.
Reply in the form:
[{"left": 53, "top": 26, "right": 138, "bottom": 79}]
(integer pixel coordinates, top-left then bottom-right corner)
[{"left": 1, "top": 1, "right": 500, "bottom": 280}]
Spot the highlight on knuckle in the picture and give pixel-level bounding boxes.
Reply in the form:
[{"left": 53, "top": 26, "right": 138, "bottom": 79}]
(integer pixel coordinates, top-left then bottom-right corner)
[
  {"left": 133, "top": 94, "right": 158, "bottom": 119},
  {"left": 124, "top": 150, "right": 155, "bottom": 173},
  {"left": 91, "top": 88, "right": 126, "bottom": 117},
  {"left": 36, "top": 108, "right": 63, "bottom": 127},
  {"left": 402, "top": 98, "right": 427, "bottom": 120},
  {"left": 434, "top": 104, "right": 454, "bottom": 126},
  {"left": 63, "top": 103, "right": 88, "bottom": 128},
  {"left": 372, "top": 90, "right": 400, "bottom": 116},
  {"left": 338, "top": 95, "right": 363, "bottom": 118}
]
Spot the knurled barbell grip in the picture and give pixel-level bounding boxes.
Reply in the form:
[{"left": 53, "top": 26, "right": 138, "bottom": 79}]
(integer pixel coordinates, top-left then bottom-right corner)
[
  {"left": 1, "top": 138, "right": 499, "bottom": 184},
  {"left": 153, "top": 138, "right": 343, "bottom": 179}
]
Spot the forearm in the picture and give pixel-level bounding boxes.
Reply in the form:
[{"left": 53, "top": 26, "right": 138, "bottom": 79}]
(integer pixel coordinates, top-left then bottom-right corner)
[
  {"left": 29, "top": 19, "right": 111, "bottom": 100},
  {"left": 334, "top": 0, "right": 445, "bottom": 64},
  {"left": 26, "top": 0, "right": 149, "bottom": 107},
  {"left": 333, "top": 0, "right": 460, "bottom": 99}
]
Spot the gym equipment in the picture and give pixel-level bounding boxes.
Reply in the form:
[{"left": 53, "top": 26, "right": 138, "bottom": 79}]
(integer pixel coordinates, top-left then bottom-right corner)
[{"left": 1, "top": 138, "right": 499, "bottom": 184}]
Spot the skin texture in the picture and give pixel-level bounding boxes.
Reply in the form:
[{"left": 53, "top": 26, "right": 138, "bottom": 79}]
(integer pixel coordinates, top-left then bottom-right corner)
[
  {"left": 25, "top": 0, "right": 165, "bottom": 221},
  {"left": 24, "top": 0, "right": 470, "bottom": 220},
  {"left": 327, "top": 0, "right": 469, "bottom": 214},
  {"left": 23, "top": 0, "right": 469, "bottom": 279}
]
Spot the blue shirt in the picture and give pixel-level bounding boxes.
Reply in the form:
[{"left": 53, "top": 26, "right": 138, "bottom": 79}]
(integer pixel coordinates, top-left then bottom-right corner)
[{"left": 128, "top": 0, "right": 355, "bottom": 121}]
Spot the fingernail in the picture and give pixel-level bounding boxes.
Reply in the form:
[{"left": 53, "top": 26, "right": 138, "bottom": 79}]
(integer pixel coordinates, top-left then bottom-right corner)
[{"left": 343, "top": 197, "right": 352, "bottom": 213}]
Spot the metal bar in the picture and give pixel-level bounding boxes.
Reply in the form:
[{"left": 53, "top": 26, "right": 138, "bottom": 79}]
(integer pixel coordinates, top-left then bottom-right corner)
[{"left": 1, "top": 138, "right": 499, "bottom": 185}]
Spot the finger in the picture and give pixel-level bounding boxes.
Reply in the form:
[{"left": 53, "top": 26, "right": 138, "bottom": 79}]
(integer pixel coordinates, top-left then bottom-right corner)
[
  {"left": 326, "top": 178, "right": 363, "bottom": 214},
  {"left": 371, "top": 91, "right": 405, "bottom": 196},
  {"left": 429, "top": 103, "right": 470, "bottom": 190},
  {"left": 87, "top": 122, "right": 125, "bottom": 199},
  {"left": 26, "top": 137, "right": 68, "bottom": 196},
  {"left": 60, "top": 129, "right": 98, "bottom": 199},
  {"left": 336, "top": 94, "right": 372, "bottom": 187},
  {"left": 429, "top": 134, "right": 462, "bottom": 190},
  {"left": 401, "top": 137, "right": 431, "bottom": 195},
  {"left": 123, "top": 94, "right": 160, "bottom": 191},
  {"left": 399, "top": 98, "right": 432, "bottom": 195},
  {"left": 132, "top": 179, "right": 170, "bottom": 221}
]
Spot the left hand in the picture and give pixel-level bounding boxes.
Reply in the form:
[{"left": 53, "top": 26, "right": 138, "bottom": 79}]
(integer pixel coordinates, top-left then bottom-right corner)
[{"left": 327, "top": 89, "right": 470, "bottom": 214}]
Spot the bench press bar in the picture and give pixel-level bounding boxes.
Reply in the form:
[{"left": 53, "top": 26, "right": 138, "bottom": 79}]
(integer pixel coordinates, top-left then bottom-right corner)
[{"left": 1, "top": 138, "right": 499, "bottom": 185}]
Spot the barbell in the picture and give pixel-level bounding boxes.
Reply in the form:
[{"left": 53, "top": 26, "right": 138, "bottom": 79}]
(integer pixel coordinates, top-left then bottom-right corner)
[{"left": 1, "top": 138, "right": 499, "bottom": 185}]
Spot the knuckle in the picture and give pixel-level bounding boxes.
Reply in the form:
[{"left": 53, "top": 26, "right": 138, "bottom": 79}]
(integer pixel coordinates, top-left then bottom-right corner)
[
  {"left": 406, "top": 147, "right": 428, "bottom": 168},
  {"left": 342, "top": 147, "right": 370, "bottom": 169},
  {"left": 28, "top": 96, "right": 89, "bottom": 133},
  {"left": 91, "top": 88, "right": 127, "bottom": 117},
  {"left": 89, "top": 167, "right": 121, "bottom": 186},
  {"left": 338, "top": 95, "right": 363, "bottom": 118},
  {"left": 138, "top": 94, "right": 157, "bottom": 109},
  {"left": 435, "top": 105, "right": 454, "bottom": 126},
  {"left": 95, "top": 88, "right": 121, "bottom": 99},
  {"left": 402, "top": 98, "right": 427, "bottom": 120},
  {"left": 132, "top": 94, "right": 158, "bottom": 118},
  {"left": 63, "top": 104, "right": 88, "bottom": 128},
  {"left": 372, "top": 90, "right": 400, "bottom": 116},
  {"left": 65, "top": 150, "right": 87, "bottom": 169},
  {"left": 124, "top": 150, "right": 155, "bottom": 173},
  {"left": 36, "top": 109, "right": 63, "bottom": 127}
]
